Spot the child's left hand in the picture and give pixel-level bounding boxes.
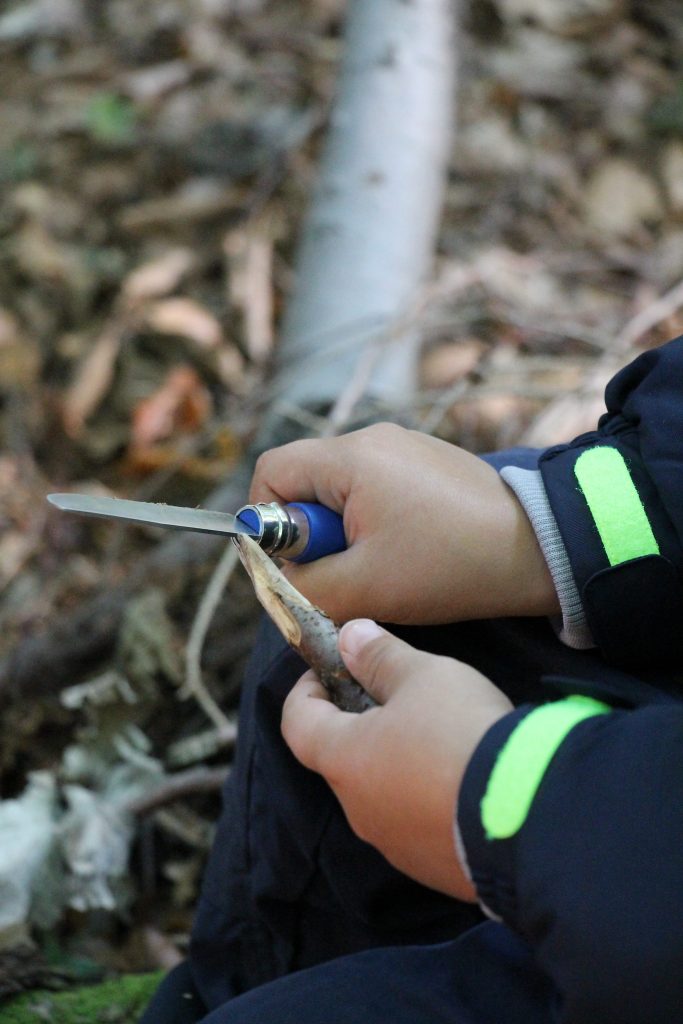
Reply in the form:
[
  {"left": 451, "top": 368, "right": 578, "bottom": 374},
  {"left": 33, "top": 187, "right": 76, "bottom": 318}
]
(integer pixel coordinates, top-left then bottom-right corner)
[{"left": 281, "top": 619, "right": 512, "bottom": 901}]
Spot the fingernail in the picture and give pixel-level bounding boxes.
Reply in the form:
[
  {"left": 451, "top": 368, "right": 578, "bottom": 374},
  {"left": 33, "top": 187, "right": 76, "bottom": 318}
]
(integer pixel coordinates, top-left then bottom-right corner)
[{"left": 339, "top": 619, "right": 385, "bottom": 658}]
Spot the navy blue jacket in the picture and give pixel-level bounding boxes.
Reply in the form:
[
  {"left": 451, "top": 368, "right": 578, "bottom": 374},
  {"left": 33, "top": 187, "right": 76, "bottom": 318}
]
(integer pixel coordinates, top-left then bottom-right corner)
[{"left": 458, "top": 338, "right": 683, "bottom": 1022}]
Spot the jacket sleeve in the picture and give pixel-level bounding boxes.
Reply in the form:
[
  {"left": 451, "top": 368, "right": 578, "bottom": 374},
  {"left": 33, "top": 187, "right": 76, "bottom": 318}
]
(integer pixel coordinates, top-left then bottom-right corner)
[
  {"left": 457, "top": 698, "right": 683, "bottom": 1024},
  {"left": 501, "top": 336, "right": 683, "bottom": 667},
  {"left": 456, "top": 340, "right": 683, "bottom": 1021}
]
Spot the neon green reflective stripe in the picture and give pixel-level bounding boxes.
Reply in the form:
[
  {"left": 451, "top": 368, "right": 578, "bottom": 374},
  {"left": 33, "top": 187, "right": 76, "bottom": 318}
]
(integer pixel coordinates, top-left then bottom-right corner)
[
  {"left": 574, "top": 447, "right": 659, "bottom": 565},
  {"left": 481, "top": 696, "right": 611, "bottom": 840}
]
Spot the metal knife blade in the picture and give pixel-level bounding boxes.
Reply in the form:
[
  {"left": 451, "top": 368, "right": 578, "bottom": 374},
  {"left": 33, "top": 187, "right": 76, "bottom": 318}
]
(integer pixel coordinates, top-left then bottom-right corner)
[{"left": 47, "top": 493, "right": 259, "bottom": 538}]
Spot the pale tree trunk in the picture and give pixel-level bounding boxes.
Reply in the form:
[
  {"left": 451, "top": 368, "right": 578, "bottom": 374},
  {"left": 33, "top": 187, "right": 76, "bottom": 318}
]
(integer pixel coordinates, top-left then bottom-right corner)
[
  {"left": 275, "top": 0, "right": 456, "bottom": 413},
  {"left": 1, "top": 0, "right": 458, "bottom": 699}
]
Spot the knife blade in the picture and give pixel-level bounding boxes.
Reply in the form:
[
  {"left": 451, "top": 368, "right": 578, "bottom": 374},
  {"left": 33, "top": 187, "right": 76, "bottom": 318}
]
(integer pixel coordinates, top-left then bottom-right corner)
[
  {"left": 47, "top": 493, "right": 259, "bottom": 538},
  {"left": 47, "top": 493, "right": 347, "bottom": 563}
]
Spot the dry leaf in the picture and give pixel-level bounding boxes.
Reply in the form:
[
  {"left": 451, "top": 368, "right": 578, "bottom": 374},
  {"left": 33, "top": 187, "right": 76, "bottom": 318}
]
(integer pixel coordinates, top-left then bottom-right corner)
[
  {"left": 119, "top": 182, "right": 237, "bottom": 233},
  {"left": 225, "top": 227, "right": 275, "bottom": 363},
  {"left": 661, "top": 143, "right": 683, "bottom": 214},
  {"left": 420, "top": 339, "right": 486, "bottom": 389},
  {"left": 0, "top": 311, "right": 41, "bottom": 389},
  {"left": 14, "top": 222, "right": 80, "bottom": 284},
  {"left": 121, "top": 61, "right": 191, "bottom": 103},
  {"left": 141, "top": 926, "right": 184, "bottom": 970},
  {"left": 0, "top": 309, "right": 19, "bottom": 347},
  {"left": 62, "top": 322, "right": 124, "bottom": 438},
  {"left": 521, "top": 365, "right": 614, "bottom": 446},
  {"left": 145, "top": 298, "right": 223, "bottom": 350},
  {"left": 450, "top": 393, "right": 539, "bottom": 451},
  {"left": 216, "top": 345, "right": 247, "bottom": 392},
  {"left": 0, "top": 533, "right": 36, "bottom": 590},
  {"left": 583, "top": 159, "right": 662, "bottom": 237},
  {"left": 122, "top": 249, "right": 195, "bottom": 305},
  {"left": 475, "top": 248, "right": 563, "bottom": 311},
  {"left": 497, "top": 0, "right": 623, "bottom": 34},
  {"left": 122, "top": 447, "right": 235, "bottom": 481},
  {"left": 131, "top": 365, "right": 212, "bottom": 448}
]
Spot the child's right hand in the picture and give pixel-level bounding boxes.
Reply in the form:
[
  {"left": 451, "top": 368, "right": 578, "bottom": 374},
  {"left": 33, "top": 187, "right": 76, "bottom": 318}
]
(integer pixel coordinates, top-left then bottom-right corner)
[{"left": 249, "top": 423, "right": 559, "bottom": 625}]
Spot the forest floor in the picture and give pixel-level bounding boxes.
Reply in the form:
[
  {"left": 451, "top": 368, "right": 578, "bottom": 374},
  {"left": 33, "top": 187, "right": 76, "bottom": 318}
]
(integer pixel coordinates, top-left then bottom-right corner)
[{"left": 0, "top": 0, "right": 681, "bottom": 1007}]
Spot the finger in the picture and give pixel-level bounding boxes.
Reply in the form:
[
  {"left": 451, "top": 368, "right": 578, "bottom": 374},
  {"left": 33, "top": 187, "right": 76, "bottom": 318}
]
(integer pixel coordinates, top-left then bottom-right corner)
[
  {"left": 281, "top": 538, "right": 384, "bottom": 620},
  {"left": 338, "top": 620, "right": 431, "bottom": 705},
  {"left": 281, "top": 670, "right": 356, "bottom": 776},
  {"left": 249, "top": 438, "right": 352, "bottom": 512}
]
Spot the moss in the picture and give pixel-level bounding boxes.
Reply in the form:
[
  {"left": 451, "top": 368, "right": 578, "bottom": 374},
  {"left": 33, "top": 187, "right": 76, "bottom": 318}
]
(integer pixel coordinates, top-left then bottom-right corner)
[{"left": 0, "top": 972, "right": 163, "bottom": 1024}]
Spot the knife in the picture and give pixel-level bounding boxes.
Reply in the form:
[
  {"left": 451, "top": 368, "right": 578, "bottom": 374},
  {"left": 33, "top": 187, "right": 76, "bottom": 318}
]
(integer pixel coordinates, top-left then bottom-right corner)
[{"left": 47, "top": 493, "right": 346, "bottom": 564}]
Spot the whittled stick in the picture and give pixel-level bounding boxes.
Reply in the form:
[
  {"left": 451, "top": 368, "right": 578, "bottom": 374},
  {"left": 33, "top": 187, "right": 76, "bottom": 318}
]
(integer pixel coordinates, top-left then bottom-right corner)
[{"left": 234, "top": 535, "right": 374, "bottom": 713}]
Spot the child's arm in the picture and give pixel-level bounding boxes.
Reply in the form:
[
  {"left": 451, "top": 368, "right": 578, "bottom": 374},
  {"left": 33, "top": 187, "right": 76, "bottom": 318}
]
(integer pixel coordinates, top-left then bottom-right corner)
[
  {"left": 253, "top": 337, "right": 683, "bottom": 673},
  {"left": 456, "top": 687, "right": 683, "bottom": 1022},
  {"left": 285, "top": 619, "right": 683, "bottom": 1022},
  {"left": 282, "top": 336, "right": 683, "bottom": 1021}
]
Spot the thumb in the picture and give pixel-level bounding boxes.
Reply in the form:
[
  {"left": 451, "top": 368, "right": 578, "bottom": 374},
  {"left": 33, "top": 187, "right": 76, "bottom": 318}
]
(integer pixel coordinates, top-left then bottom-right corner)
[{"left": 338, "top": 620, "right": 426, "bottom": 705}]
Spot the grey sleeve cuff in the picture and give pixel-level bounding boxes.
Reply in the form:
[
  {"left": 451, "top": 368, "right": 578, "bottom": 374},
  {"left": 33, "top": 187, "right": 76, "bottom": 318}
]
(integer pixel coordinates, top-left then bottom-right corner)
[
  {"left": 499, "top": 466, "right": 594, "bottom": 650},
  {"left": 452, "top": 816, "right": 501, "bottom": 922}
]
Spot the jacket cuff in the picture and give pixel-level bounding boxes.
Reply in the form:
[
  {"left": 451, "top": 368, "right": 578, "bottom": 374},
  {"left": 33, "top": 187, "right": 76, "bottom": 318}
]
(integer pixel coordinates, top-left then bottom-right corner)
[
  {"left": 539, "top": 437, "right": 683, "bottom": 667},
  {"left": 456, "top": 706, "right": 532, "bottom": 922},
  {"left": 456, "top": 696, "right": 612, "bottom": 924},
  {"left": 500, "top": 466, "right": 593, "bottom": 650}
]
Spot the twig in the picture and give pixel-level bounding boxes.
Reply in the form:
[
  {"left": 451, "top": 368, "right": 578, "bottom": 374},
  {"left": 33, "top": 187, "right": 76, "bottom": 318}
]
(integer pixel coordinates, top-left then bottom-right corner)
[
  {"left": 418, "top": 376, "right": 478, "bottom": 437},
  {"left": 521, "top": 276, "right": 683, "bottom": 446},
  {"left": 321, "top": 292, "right": 430, "bottom": 436},
  {"left": 269, "top": 402, "right": 331, "bottom": 436},
  {"left": 322, "top": 340, "right": 387, "bottom": 437},
  {"left": 166, "top": 722, "right": 238, "bottom": 768},
  {"left": 612, "top": 277, "right": 683, "bottom": 352},
  {"left": 183, "top": 541, "right": 240, "bottom": 729},
  {"left": 323, "top": 267, "right": 484, "bottom": 436},
  {"left": 127, "top": 766, "right": 229, "bottom": 817}
]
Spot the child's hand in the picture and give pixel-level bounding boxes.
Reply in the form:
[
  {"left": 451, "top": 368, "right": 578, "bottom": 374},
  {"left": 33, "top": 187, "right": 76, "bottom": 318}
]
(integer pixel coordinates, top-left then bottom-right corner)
[
  {"left": 281, "top": 619, "right": 513, "bottom": 901},
  {"left": 250, "top": 423, "right": 558, "bottom": 624}
]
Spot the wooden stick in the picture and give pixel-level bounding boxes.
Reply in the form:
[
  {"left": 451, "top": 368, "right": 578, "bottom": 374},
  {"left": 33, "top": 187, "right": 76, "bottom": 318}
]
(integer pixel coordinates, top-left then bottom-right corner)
[
  {"left": 182, "top": 542, "right": 239, "bottom": 729},
  {"left": 234, "top": 536, "right": 374, "bottom": 713}
]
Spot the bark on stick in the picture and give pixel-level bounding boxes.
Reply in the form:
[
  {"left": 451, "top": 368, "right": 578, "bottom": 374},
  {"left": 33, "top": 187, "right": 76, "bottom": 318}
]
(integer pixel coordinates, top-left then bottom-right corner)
[{"left": 234, "top": 536, "right": 374, "bottom": 713}]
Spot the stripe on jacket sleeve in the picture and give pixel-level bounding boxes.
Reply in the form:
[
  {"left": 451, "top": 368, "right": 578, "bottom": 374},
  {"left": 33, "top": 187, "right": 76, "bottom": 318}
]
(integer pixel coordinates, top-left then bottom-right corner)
[
  {"left": 574, "top": 446, "right": 659, "bottom": 566},
  {"left": 480, "top": 696, "right": 611, "bottom": 840}
]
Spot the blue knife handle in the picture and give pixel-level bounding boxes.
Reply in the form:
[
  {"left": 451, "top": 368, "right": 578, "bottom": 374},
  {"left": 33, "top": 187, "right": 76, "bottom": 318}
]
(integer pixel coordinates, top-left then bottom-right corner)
[
  {"left": 286, "top": 502, "right": 346, "bottom": 563},
  {"left": 236, "top": 501, "right": 346, "bottom": 563}
]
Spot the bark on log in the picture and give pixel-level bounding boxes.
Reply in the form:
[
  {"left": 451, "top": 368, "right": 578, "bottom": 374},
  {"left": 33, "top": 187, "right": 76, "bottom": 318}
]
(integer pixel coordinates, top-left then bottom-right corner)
[{"left": 274, "top": 0, "right": 456, "bottom": 411}]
